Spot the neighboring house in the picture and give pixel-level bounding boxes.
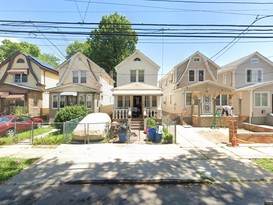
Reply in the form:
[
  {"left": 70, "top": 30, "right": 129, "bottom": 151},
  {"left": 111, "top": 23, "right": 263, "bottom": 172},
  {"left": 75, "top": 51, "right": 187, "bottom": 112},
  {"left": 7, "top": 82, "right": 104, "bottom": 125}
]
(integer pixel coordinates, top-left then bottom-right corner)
[
  {"left": 160, "top": 51, "right": 234, "bottom": 126},
  {"left": 0, "top": 52, "right": 59, "bottom": 117},
  {"left": 218, "top": 52, "right": 273, "bottom": 124},
  {"left": 47, "top": 52, "right": 114, "bottom": 121},
  {"left": 112, "top": 50, "right": 163, "bottom": 121}
]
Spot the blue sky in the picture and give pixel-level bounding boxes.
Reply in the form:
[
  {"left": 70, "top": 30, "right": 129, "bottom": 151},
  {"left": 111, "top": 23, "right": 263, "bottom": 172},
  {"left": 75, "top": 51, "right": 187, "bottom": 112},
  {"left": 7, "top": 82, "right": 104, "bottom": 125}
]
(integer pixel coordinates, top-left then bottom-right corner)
[{"left": 1, "top": 0, "right": 273, "bottom": 77}]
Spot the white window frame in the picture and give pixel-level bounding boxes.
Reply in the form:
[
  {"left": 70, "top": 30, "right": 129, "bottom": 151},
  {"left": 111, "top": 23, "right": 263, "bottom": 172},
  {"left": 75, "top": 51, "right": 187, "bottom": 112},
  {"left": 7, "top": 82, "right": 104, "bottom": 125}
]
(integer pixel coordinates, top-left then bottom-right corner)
[
  {"left": 52, "top": 94, "right": 59, "bottom": 109},
  {"left": 14, "top": 73, "right": 28, "bottom": 83},
  {"left": 198, "top": 69, "right": 205, "bottom": 82},
  {"left": 216, "top": 94, "right": 228, "bottom": 106},
  {"left": 188, "top": 70, "right": 195, "bottom": 82},
  {"left": 254, "top": 91, "right": 269, "bottom": 108},
  {"left": 138, "top": 70, "right": 144, "bottom": 82},
  {"left": 185, "top": 92, "right": 192, "bottom": 107},
  {"left": 80, "top": 71, "right": 87, "bottom": 83},
  {"left": 246, "top": 68, "right": 263, "bottom": 84},
  {"left": 130, "top": 70, "right": 136, "bottom": 82},
  {"left": 86, "top": 94, "right": 93, "bottom": 109}
]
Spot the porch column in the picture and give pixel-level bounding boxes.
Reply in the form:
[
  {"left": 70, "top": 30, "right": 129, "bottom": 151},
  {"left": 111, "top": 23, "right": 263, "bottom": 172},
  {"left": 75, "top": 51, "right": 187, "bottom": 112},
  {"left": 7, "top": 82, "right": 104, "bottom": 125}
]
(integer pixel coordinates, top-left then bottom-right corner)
[
  {"left": 197, "top": 97, "right": 201, "bottom": 126},
  {"left": 212, "top": 97, "right": 216, "bottom": 115},
  {"left": 238, "top": 97, "right": 242, "bottom": 115}
]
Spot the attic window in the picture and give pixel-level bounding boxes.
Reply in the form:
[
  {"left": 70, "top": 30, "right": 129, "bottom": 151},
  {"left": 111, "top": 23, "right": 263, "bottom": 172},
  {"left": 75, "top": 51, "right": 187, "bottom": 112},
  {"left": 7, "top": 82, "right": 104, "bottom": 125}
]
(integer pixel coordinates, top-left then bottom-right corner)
[
  {"left": 134, "top": 58, "right": 141, "bottom": 61},
  {"left": 193, "top": 57, "right": 200, "bottom": 62},
  {"left": 16, "top": 58, "right": 25, "bottom": 63},
  {"left": 251, "top": 58, "right": 259, "bottom": 64}
]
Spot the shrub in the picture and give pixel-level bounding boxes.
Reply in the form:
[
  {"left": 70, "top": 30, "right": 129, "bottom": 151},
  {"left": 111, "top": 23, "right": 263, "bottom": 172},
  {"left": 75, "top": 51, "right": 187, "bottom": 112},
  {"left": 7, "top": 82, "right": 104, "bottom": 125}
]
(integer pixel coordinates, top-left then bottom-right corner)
[
  {"left": 54, "top": 105, "right": 90, "bottom": 131},
  {"left": 147, "top": 118, "right": 156, "bottom": 129},
  {"left": 163, "top": 133, "right": 173, "bottom": 144}
]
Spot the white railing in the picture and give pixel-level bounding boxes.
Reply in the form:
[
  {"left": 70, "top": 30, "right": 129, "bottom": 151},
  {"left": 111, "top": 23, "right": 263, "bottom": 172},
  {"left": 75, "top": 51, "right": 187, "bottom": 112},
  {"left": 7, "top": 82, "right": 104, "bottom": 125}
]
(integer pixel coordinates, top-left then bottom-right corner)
[
  {"left": 112, "top": 108, "right": 130, "bottom": 119},
  {"left": 144, "top": 108, "right": 161, "bottom": 119}
]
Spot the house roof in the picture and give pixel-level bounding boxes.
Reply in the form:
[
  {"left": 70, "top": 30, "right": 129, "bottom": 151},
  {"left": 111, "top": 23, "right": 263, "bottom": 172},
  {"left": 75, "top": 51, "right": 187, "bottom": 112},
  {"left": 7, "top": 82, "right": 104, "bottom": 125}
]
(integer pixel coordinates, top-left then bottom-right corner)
[
  {"left": 235, "top": 80, "right": 273, "bottom": 91},
  {"left": 173, "top": 51, "right": 219, "bottom": 84},
  {"left": 28, "top": 55, "right": 58, "bottom": 73},
  {"left": 185, "top": 80, "right": 234, "bottom": 91},
  {"left": 3, "top": 83, "right": 44, "bottom": 92},
  {"left": 114, "top": 50, "right": 160, "bottom": 72},
  {"left": 112, "top": 82, "right": 162, "bottom": 96},
  {"left": 46, "top": 83, "right": 100, "bottom": 93},
  {"left": 219, "top": 51, "right": 273, "bottom": 74}
]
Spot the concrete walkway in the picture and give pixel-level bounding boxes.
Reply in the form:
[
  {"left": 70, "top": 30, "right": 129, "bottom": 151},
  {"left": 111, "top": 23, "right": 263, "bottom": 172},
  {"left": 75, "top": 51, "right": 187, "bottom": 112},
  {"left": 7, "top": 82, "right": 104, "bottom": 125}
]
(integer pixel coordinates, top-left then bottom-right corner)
[{"left": 0, "top": 126, "right": 273, "bottom": 186}]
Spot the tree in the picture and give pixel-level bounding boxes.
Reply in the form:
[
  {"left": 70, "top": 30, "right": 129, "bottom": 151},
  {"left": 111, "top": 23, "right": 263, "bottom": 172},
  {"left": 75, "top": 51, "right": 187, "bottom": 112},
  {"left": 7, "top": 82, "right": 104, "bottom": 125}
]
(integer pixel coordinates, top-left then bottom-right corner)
[
  {"left": 66, "top": 41, "right": 89, "bottom": 59},
  {"left": 87, "top": 12, "right": 138, "bottom": 77},
  {"left": 0, "top": 39, "right": 60, "bottom": 66}
]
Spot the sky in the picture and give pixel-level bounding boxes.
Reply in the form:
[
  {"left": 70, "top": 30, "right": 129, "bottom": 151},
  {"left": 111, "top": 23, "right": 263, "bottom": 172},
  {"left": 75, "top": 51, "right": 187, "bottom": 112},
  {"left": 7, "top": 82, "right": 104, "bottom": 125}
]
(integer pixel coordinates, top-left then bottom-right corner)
[{"left": 0, "top": 0, "right": 273, "bottom": 78}]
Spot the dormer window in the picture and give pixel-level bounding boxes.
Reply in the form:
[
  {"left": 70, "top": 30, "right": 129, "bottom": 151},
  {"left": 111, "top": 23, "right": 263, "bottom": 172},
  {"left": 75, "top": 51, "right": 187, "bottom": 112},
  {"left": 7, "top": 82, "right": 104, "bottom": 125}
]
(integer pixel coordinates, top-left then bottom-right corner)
[
  {"left": 73, "top": 71, "right": 87, "bottom": 83},
  {"left": 134, "top": 58, "right": 141, "bottom": 61},
  {"left": 16, "top": 58, "right": 25, "bottom": 63},
  {"left": 14, "top": 73, "right": 27, "bottom": 83}
]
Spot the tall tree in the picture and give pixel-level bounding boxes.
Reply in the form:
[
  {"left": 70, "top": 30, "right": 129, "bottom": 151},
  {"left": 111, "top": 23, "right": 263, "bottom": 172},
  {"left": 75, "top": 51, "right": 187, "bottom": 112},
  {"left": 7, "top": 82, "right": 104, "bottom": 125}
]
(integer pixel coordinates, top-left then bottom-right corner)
[
  {"left": 39, "top": 53, "right": 60, "bottom": 67},
  {"left": 66, "top": 41, "right": 89, "bottom": 59},
  {"left": 87, "top": 12, "right": 138, "bottom": 76}
]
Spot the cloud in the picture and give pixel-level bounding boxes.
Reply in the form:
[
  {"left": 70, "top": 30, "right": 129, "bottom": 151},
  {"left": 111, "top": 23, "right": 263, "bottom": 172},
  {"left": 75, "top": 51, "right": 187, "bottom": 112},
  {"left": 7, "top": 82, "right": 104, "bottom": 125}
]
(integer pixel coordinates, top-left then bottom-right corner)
[{"left": 0, "top": 37, "right": 20, "bottom": 44}]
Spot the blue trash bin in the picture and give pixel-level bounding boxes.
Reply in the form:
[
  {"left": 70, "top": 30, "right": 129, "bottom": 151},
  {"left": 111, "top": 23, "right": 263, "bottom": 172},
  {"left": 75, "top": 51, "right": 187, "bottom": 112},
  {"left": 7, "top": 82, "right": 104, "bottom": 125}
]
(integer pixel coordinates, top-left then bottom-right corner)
[
  {"left": 155, "top": 133, "right": 162, "bottom": 143},
  {"left": 147, "top": 128, "right": 156, "bottom": 142},
  {"left": 118, "top": 132, "right": 128, "bottom": 143}
]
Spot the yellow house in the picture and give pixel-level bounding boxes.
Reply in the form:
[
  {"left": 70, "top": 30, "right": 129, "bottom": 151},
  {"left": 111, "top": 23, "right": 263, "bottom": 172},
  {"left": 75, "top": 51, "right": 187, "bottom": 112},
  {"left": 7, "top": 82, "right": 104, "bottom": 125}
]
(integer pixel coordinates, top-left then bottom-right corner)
[
  {"left": 47, "top": 52, "right": 114, "bottom": 122},
  {"left": 0, "top": 52, "right": 59, "bottom": 117}
]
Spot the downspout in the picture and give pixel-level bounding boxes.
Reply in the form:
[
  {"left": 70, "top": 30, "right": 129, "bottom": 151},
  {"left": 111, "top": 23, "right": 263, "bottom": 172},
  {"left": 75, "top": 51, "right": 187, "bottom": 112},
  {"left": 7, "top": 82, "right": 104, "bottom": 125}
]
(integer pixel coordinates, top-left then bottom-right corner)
[{"left": 249, "top": 89, "right": 253, "bottom": 124}]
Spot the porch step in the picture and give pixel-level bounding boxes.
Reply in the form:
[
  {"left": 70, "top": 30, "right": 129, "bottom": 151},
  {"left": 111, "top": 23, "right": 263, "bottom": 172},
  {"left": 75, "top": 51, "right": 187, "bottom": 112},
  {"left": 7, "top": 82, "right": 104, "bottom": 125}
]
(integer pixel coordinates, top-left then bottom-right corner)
[{"left": 130, "top": 120, "right": 144, "bottom": 130}]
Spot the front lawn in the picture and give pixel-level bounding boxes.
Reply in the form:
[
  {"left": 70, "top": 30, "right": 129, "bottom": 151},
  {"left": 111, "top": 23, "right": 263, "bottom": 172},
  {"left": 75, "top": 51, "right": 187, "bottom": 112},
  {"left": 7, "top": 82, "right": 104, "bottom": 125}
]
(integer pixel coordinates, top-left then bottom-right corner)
[
  {"left": 253, "top": 158, "right": 273, "bottom": 173},
  {"left": 0, "top": 157, "right": 39, "bottom": 183}
]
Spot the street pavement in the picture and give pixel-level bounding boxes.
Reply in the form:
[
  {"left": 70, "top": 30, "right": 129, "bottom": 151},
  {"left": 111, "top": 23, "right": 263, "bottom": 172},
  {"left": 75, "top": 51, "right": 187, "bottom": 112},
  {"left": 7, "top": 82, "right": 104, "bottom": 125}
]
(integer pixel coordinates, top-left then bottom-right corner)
[{"left": 0, "top": 126, "right": 273, "bottom": 204}]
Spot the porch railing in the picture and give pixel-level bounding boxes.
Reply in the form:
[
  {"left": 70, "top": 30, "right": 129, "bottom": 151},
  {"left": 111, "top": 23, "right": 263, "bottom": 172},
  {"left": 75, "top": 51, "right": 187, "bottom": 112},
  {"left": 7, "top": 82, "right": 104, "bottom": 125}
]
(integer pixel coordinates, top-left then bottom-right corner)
[
  {"left": 113, "top": 107, "right": 162, "bottom": 119},
  {"left": 112, "top": 108, "right": 130, "bottom": 119}
]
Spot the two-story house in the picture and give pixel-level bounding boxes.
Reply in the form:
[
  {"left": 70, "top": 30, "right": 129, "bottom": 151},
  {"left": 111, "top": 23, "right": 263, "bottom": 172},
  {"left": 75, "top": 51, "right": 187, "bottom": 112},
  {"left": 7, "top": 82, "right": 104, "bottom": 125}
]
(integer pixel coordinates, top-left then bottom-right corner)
[
  {"left": 0, "top": 52, "right": 59, "bottom": 117},
  {"left": 47, "top": 52, "right": 114, "bottom": 122},
  {"left": 112, "top": 50, "right": 163, "bottom": 124},
  {"left": 218, "top": 52, "right": 273, "bottom": 124},
  {"left": 160, "top": 51, "right": 234, "bottom": 126}
]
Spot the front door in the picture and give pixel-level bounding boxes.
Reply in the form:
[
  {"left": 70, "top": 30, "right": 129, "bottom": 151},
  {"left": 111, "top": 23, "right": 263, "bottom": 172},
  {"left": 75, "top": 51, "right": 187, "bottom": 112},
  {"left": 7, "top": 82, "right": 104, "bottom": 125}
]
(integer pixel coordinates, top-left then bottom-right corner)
[
  {"left": 202, "top": 95, "right": 212, "bottom": 114},
  {"left": 133, "top": 96, "right": 142, "bottom": 117}
]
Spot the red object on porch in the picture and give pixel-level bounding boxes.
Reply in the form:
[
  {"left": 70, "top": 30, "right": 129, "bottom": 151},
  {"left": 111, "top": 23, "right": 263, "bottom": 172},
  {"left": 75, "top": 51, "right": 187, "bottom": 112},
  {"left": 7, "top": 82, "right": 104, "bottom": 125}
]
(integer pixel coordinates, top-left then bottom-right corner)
[
  {"left": 5, "top": 94, "right": 25, "bottom": 101},
  {"left": 144, "top": 129, "right": 147, "bottom": 134}
]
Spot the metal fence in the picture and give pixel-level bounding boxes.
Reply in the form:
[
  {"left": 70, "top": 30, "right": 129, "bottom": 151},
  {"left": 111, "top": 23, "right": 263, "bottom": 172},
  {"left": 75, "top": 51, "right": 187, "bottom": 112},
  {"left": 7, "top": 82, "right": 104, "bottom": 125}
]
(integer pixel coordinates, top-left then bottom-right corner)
[{"left": 161, "top": 114, "right": 177, "bottom": 144}]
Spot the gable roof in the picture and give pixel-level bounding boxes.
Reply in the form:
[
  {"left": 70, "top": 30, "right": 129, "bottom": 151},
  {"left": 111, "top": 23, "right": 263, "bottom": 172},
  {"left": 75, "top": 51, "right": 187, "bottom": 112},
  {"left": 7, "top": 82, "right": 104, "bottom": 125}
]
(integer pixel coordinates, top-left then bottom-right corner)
[
  {"left": 235, "top": 80, "right": 273, "bottom": 91},
  {"left": 114, "top": 50, "right": 160, "bottom": 72},
  {"left": 185, "top": 80, "right": 234, "bottom": 91},
  {"left": 219, "top": 51, "right": 273, "bottom": 74},
  {"left": 174, "top": 51, "right": 219, "bottom": 84}
]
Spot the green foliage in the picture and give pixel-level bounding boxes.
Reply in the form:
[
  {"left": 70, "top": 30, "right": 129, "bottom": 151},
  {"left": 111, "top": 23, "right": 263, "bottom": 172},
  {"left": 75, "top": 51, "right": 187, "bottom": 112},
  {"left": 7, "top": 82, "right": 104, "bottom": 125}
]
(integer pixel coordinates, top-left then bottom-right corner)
[
  {"left": 147, "top": 118, "right": 156, "bottom": 128},
  {"left": 86, "top": 12, "right": 138, "bottom": 79},
  {"left": 66, "top": 41, "right": 89, "bottom": 59},
  {"left": 14, "top": 106, "right": 27, "bottom": 116},
  {"left": 33, "top": 132, "right": 65, "bottom": 145},
  {"left": 163, "top": 127, "right": 168, "bottom": 135},
  {"left": 163, "top": 133, "right": 173, "bottom": 144},
  {"left": 0, "top": 157, "right": 39, "bottom": 183},
  {"left": 39, "top": 53, "right": 60, "bottom": 67},
  {"left": 253, "top": 158, "right": 273, "bottom": 173}
]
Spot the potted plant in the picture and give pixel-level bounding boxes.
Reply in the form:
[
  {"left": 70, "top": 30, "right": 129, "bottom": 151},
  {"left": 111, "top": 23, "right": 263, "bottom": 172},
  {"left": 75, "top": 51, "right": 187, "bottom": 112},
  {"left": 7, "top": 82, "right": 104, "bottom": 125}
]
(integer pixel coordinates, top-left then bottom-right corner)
[{"left": 147, "top": 118, "right": 156, "bottom": 142}]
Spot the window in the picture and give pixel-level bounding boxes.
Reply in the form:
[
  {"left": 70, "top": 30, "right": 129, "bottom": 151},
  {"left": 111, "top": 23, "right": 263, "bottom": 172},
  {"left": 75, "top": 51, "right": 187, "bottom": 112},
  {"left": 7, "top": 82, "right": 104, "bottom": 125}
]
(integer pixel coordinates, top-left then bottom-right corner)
[
  {"left": 52, "top": 95, "right": 58, "bottom": 109},
  {"left": 125, "top": 96, "right": 130, "bottom": 107},
  {"left": 60, "top": 96, "right": 65, "bottom": 108},
  {"left": 16, "top": 58, "right": 25, "bottom": 63},
  {"left": 80, "top": 71, "right": 87, "bottom": 83},
  {"left": 139, "top": 70, "right": 144, "bottom": 82},
  {"left": 145, "top": 96, "right": 150, "bottom": 107},
  {"left": 255, "top": 92, "right": 269, "bottom": 107},
  {"left": 246, "top": 68, "right": 262, "bottom": 83},
  {"left": 34, "top": 94, "right": 38, "bottom": 107},
  {"left": 186, "top": 93, "right": 192, "bottom": 106},
  {"left": 73, "top": 71, "right": 79, "bottom": 83},
  {"left": 216, "top": 95, "right": 228, "bottom": 106},
  {"left": 189, "top": 70, "right": 195, "bottom": 82},
  {"left": 86, "top": 94, "right": 92, "bottom": 109},
  {"left": 130, "top": 70, "right": 136, "bottom": 82},
  {"left": 67, "top": 96, "right": 76, "bottom": 106},
  {"left": 14, "top": 74, "right": 27, "bottom": 83},
  {"left": 152, "top": 96, "right": 157, "bottom": 107},
  {"left": 78, "top": 94, "right": 85, "bottom": 105},
  {"left": 118, "top": 96, "right": 123, "bottom": 107},
  {"left": 198, "top": 70, "right": 204, "bottom": 81},
  {"left": 134, "top": 58, "right": 141, "bottom": 61},
  {"left": 251, "top": 58, "right": 259, "bottom": 64},
  {"left": 193, "top": 57, "right": 200, "bottom": 62}
]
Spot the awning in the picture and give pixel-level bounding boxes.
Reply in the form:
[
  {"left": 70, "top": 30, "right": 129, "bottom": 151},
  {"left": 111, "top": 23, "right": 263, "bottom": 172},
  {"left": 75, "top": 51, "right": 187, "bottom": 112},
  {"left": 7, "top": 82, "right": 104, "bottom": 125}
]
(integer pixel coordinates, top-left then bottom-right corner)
[
  {"left": 0, "top": 92, "right": 9, "bottom": 98},
  {"left": 5, "top": 94, "right": 25, "bottom": 101},
  {"left": 60, "top": 91, "right": 77, "bottom": 96},
  {"left": 112, "top": 90, "right": 163, "bottom": 96},
  {"left": 7, "top": 69, "right": 28, "bottom": 75}
]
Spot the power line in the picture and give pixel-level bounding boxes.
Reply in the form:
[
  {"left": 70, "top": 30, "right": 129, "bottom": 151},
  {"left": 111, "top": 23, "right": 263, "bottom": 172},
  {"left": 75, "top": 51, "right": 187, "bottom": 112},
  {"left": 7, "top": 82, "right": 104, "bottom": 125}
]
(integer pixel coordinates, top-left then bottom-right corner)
[{"left": 143, "top": 0, "right": 273, "bottom": 5}]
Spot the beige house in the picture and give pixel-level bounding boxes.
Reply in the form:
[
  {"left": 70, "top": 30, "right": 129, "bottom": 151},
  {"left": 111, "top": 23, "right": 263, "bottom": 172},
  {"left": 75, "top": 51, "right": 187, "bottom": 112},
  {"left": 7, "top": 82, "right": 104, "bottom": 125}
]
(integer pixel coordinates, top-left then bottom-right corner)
[
  {"left": 218, "top": 52, "right": 273, "bottom": 124},
  {"left": 0, "top": 52, "right": 59, "bottom": 117},
  {"left": 47, "top": 52, "right": 114, "bottom": 121},
  {"left": 112, "top": 50, "right": 163, "bottom": 121},
  {"left": 160, "top": 51, "right": 234, "bottom": 126}
]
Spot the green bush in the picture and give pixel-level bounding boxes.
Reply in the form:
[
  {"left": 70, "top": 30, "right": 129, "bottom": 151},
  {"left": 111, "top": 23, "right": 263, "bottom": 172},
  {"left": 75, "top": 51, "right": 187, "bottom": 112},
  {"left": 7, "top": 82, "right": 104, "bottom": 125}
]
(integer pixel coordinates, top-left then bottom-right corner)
[
  {"left": 147, "top": 118, "right": 156, "bottom": 128},
  {"left": 163, "top": 133, "right": 173, "bottom": 144},
  {"left": 54, "top": 105, "right": 90, "bottom": 131}
]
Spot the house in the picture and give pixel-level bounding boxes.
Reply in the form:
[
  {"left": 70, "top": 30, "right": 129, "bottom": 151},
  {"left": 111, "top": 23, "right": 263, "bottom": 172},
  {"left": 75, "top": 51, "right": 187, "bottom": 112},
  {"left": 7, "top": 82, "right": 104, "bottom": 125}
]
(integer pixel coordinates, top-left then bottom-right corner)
[
  {"left": 218, "top": 52, "right": 273, "bottom": 125},
  {"left": 112, "top": 50, "right": 163, "bottom": 124},
  {"left": 0, "top": 52, "right": 59, "bottom": 117},
  {"left": 160, "top": 51, "right": 234, "bottom": 126},
  {"left": 47, "top": 52, "right": 114, "bottom": 122}
]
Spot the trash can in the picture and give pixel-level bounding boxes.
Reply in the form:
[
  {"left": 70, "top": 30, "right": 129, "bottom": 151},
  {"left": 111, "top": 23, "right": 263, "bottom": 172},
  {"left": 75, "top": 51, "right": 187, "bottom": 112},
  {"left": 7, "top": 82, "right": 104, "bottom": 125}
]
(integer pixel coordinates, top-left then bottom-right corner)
[
  {"left": 155, "top": 124, "right": 163, "bottom": 143},
  {"left": 118, "top": 123, "right": 128, "bottom": 143},
  {"left": 147, "top": 128, "right": 156, "bottom": 142}
]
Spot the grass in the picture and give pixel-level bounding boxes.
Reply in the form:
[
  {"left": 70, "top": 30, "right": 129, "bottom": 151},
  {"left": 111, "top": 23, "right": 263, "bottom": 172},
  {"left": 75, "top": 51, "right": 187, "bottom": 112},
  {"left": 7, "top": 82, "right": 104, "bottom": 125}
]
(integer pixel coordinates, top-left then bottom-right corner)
[
  {"left": 0, "top": 157, "right": 39, "bottom": 183},
  {"left": 252, "top": 158, "right": 273, "bottom": 173},
  {"left": 33, "top": 131, "right": 72, "bottom": 145},
  {"left": 0, "top": 126, "right": 55, "bottom": 145}
]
